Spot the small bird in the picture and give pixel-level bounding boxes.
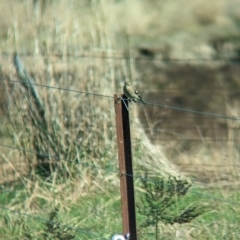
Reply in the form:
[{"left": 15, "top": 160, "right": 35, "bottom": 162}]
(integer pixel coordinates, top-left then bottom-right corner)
[{"left": 123, "top": 81, "right": 146, "bottom": 105}]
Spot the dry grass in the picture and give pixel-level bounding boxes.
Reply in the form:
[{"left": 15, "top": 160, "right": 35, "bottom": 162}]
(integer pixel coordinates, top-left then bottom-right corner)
[
  {"left": 0, "top": 0, "right": 239, "bottom": 54},
  {"left": 0, "top": 0, "right": 240, "bottom": 239}
]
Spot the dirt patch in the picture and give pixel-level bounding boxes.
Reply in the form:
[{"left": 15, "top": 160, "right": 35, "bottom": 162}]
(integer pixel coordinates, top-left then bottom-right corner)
[
  {"left": 135, "top": 54, "right": 240, "bottom": 183},
  {"left": 137, "top": 62, "right": 240, "bottom": 141}
]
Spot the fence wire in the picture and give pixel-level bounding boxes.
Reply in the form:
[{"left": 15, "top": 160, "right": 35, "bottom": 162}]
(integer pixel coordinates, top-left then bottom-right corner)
[
  {"left": 2, "top": 78, "right": 240, "bottom": 121},
  {"left": 1, "top": 51, "right": 240, "bottom": 63}
]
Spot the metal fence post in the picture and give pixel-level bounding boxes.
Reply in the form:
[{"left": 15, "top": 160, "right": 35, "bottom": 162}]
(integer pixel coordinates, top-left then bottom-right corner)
[{"left": 114, "top": 94, "right": 137, "bottom": 240}]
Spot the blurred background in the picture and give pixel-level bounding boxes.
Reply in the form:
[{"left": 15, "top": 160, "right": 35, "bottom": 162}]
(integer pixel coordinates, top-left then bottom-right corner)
[{"left": 0, "top": 0, "right": 240, "bottom": 239}]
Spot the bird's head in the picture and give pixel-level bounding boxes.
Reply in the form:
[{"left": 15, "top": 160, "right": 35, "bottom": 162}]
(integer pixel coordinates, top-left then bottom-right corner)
[{"left": 124, "top": 81, "right": 131, "bottom": 86}]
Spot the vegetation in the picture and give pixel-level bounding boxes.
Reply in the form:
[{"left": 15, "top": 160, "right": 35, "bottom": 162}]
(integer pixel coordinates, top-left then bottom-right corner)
[
  {"left": 0, "top": 0, "right": 240, "bottom": 239},
  {"left": 18, "top": 204, "right": 76, "bottom": 240},
  {"left": 137, "top": 174, "right": 203, "bottom": 239}
]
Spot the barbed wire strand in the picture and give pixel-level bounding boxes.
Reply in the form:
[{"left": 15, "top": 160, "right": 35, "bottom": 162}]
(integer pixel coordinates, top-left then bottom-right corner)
[
  {"left": 147, "top": 138, "right": 239, "bottom": 142},
  {"left": 3, "top": 160, "right": 240, "bottom": 168},
  {"left": 175, "top": 163, "right": 240, "bottom": 167},
  {"left": 145, "top": 101, "right": 240, "bottom": 121},
  {"left": 144, "top": 138, "right": 240, "bottom": 143},
  {"left": 0, "top": 143, "right": 117, "bottom": 174},
  {"left": 0, "top": 143, "right": 240, "bottom": 207},
  {"left": 0, "top": 155, "right": 239, "bottom": 169},
  {"left": 1, "top": 78, "right": 113, "bottom": 99},
  {"left": 140, "top": 89, "right": 240, "bottom": 94},
  {"left": 140, "top": 126, "right": 240, "bottom": 130},
  {"left": 2, "top": 78, "right": 240, "bottom": 121},
  {"left": 124, "top": 173, "right": 240, "bottom": 207},
  {"left": 1, "top": 51, "right": 240, "bottom": 63}
]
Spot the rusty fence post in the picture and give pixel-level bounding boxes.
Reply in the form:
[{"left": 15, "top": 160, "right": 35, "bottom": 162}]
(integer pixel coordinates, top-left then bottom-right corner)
[{"left": 114, "top": 94, "right": 137, "bottom": 240}]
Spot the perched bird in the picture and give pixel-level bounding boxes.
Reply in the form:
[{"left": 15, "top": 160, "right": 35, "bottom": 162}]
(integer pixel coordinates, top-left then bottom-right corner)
[
  {"left": 123, "top": 81, "right": 146, "bottom": 105},
  {"left": 111, "top": 233, "right": 130, "bottom": 240}
]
